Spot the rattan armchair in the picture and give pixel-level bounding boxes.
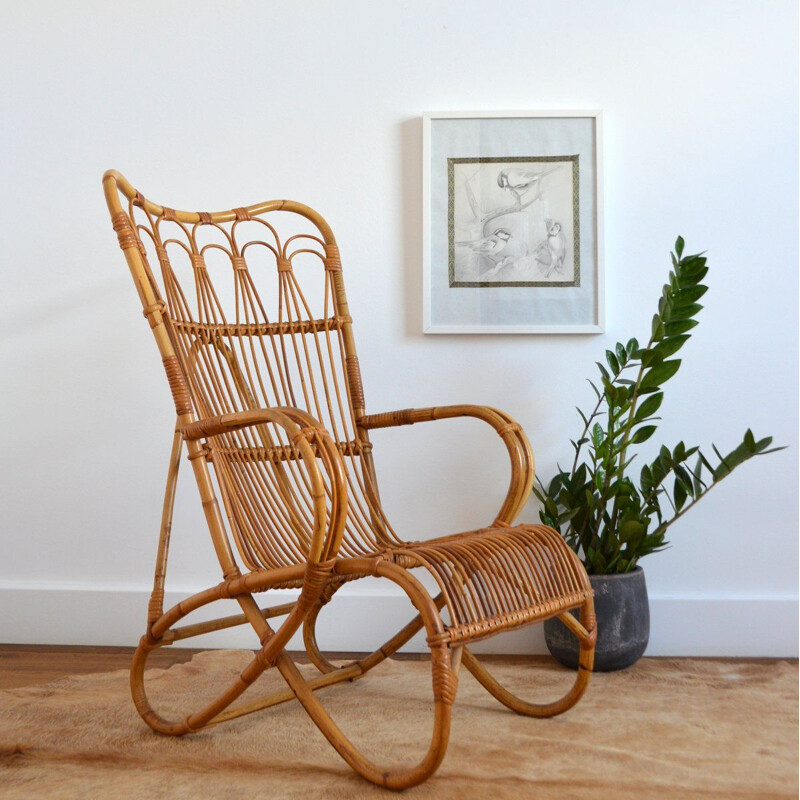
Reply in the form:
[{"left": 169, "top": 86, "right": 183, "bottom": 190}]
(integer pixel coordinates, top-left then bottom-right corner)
[{"left": 103, "top": 171, "right": 596, "bottom": 790}]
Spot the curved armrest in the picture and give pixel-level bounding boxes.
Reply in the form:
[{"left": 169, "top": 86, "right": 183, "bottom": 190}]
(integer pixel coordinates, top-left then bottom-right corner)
[
  {"left": 360, "top": 405, "right": 535, "bottom": 524},
  {"left": 182, "top": 407, "right": 347, "bottom": 565}
]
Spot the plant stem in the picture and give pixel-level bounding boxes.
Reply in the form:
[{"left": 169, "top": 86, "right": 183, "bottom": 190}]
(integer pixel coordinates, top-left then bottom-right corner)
[
  {"left": 571, "top": 393, "right": 605, "bottom": 474},
  {"left": 605, "top": 336, "right": 656, "bottom": 537},
  {"left": 593, "top": 402, "right": 618, "bottom": 540}
]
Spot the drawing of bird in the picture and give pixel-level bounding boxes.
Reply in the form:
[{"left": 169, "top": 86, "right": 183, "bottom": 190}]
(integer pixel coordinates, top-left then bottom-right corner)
[
  {"left": 496, "top": 166, "right": 560, "bottom": 204},
  {"left": 534, "top": 219, "right": 567, "bottom": 278},
  {"left": 459, "top": 227, "right": 528, "bottom": 278},
  {"left": 463, "top": 227, "right": 510, "bottom": 257}
]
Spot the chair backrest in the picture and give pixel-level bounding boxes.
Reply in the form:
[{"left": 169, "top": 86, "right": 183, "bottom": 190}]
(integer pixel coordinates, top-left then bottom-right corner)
[{"left": 104, "top": 172, "right": 391, "bottom": 571}]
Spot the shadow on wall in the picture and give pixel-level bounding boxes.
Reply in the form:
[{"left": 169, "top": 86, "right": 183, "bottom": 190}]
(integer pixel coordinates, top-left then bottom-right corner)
[{"left": 399, "top": 117, "right": 423, "bottom": 339}]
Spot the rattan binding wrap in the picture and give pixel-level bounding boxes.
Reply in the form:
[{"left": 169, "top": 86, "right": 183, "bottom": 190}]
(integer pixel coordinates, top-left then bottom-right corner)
[{"left": 103, "top": 170, "right": 595, "bottom": 790}]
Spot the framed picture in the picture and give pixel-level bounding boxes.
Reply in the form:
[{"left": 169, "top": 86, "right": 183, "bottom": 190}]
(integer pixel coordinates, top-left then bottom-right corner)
[{"left": 422, "top": 110, "right": 604, "bottom": 334}]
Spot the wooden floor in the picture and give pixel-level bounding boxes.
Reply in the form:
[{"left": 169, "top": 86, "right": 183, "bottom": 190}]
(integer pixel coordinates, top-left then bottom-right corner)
[
  {"left": 0, "top": 644, "right": 509, "bottom": 690},
  {"left": 0, "top": 644, "right": 788, "bottom": 691}
]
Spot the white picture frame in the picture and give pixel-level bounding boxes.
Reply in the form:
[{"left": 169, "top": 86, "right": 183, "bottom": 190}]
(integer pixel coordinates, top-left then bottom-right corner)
[{"left": 422, "top": 110, "right": 604, "bottom": 334}]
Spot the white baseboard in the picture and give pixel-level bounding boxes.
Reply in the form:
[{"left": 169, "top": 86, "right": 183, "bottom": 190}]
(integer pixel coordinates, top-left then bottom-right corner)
[{"left": 0, "top": 583, "right": 796, "bottom": 657}]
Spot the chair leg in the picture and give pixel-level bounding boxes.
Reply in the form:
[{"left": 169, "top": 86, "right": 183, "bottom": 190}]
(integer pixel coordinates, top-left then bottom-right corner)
[
  {"left": 461, "top": 598, "right": 596, "bottom": 718},
  {"left": 276, "top": 646, "right": 458, "bottom": 790},
  {"left": 130, "top": 562, "right": 462, "bottom": 791},
  {"left": 302, "top": 582, "right": 447, "bottom": 676},
  {"left": 130, "top": 599, "right": 293, "bottom": 736},
  {"left": 288, "top": 560, "right": 461, "bottom": 789},
  {"left": 302, "top": 581, "right": 343, "bottom": 673}
]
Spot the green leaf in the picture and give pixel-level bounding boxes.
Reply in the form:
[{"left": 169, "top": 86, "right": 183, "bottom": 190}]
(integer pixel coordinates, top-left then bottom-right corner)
[
  {"left": 653, "top": 334, "right": 690, "bottom": 359},
  {"left": 548, "top": 473, "right": 565, "bottom": 496},
  {"left": 712, "top": 443, "right": 734, "bottom": 477},
  {"left": 674, "top": 463, "right": 693, "bottom": 489},
  {"left": 641, "top": 349, "right": 665, "bottom": 368},
  {"left": 691, "top": 456, "right": 706, "bottom": 495},
  {"left": 640, "top": 465, "right": 653, "bottom": 493},
  {"left": 558, "top": 509, "right": 581, "bottom": 528},
  {"left": 630, "top": 425, "right": 657, "bottom": 444},
  {"left": 639, "top": 359, "right": 681, "bottom": 391},
  {"left": 674, "top": 285, "right": 708, "bottom": 304},
  {"left": 682, "top": 264, "right": 709, "bottom": 283},
  {"left": 744, "top": 429, "right": 756, "bottom": 451},
  {"left": 616, "top": 342, "right": 627, "bottom": 365},
  {"left": 651, "top": 315, "right": 665, "bottom": 341},
  {"left": 626, "top": 337, "right": 640, "bottom": 357},
  {"left": 674, "top": 302, "right": 704, "bottom": 318},
  {"left": 635, "top": 392, "right": 664, "bottom": 421},
  {"left": 664, "top": 319, "right": 699, "bottom": 336},
  {"left": 620, "top": 518, "right": 645, "bottom": 542},
  {"left": 675, "top": 236, "right": 685, "bottom": 258},
  {"left": 606, "top": 350, "right": 620, "bottom": 375},
  {"left": 674, "top": 480, "right": 688, "bottom": 511}
]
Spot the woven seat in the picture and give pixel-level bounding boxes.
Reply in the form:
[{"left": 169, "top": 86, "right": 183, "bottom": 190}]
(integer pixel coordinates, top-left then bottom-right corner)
[
  {"left": 386, "top": 524, "right": 593, "bottom": 644},
  {"left": 103, "top": 171, "right": 596, "bottom": 791}
]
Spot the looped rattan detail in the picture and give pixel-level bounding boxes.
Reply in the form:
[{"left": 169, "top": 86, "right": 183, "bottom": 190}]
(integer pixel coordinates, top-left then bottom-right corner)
[
  {"left": 186, "top": 443, "right": 211, "bottom": 461},
  {"left": 162, "top": 355, "right": 192, "bottom": 416},
  {"left": 430, "top": 646, "right": 458, "bottom": 705},
  {"left": 346, "top": 355, "right": 365, "bottom": 410},
  {"left": 154, "top": 244, "right": 170, "bottom": 266},
  {"left": 324, "top": 242, "right": 342, "bottom": 270},
  {"left": 290, "top": 426, "right": 319, "bottom": 447},
  {"left": 104, "top": 170, "right": 594, "bottom": 791},
  {"left": 426, "top": 631, "right": 450, "bottom": 647},
  {"left": 142, "top": 300, "right": 168, "bottom": 326},
  {"left": 111, "top": 212, "right": 139, "bottom": 251}
]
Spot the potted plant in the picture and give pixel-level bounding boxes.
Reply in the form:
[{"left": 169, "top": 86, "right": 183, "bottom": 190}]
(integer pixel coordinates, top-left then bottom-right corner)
[{"left": 534, "top": 239, "right": 783, "bottom": 671}]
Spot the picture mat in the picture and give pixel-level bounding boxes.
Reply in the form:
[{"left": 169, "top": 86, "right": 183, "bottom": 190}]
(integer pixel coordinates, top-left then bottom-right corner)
[{"left": 429, "top": 116, "right": 599, "bottom": 329}]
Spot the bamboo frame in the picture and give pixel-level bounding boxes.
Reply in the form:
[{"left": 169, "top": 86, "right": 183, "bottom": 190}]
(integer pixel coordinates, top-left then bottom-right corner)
[{"left": 103, "top": 170, "right": 596, "bottom": 790}]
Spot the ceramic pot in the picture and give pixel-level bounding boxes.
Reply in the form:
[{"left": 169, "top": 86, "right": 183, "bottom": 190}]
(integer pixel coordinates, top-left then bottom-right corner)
[{"left": 544, "top": 566, "right": 649, "bottom": 672}]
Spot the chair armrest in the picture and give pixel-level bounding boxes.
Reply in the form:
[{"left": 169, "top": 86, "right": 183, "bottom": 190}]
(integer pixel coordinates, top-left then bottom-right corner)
[
  {"left": 360, "top": 405, "right": 535, "bottom": 525},
  {"left": 182, "top": 407, "right": 347, "bottom": 565}
]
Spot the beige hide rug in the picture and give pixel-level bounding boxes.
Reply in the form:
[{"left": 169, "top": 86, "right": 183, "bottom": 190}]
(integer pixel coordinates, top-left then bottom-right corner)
[{"left": 0, "top": 651, "right": 796, "bottom": 799}]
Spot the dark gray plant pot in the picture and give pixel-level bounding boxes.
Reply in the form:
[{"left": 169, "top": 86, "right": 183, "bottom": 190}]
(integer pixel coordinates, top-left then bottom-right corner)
[{"left": 544, "top": 566, "right": 649, "bottom": 672}]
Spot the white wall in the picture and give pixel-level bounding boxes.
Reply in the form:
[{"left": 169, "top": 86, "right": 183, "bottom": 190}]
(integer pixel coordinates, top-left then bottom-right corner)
[{"left": 1, "top": 0, "right": 796, "bottom": 655}]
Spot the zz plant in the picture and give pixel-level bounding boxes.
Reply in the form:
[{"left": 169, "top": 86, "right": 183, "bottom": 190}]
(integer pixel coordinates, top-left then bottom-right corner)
[{"left": 534, "top": 238, "right": 783, "bottom": 575}]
